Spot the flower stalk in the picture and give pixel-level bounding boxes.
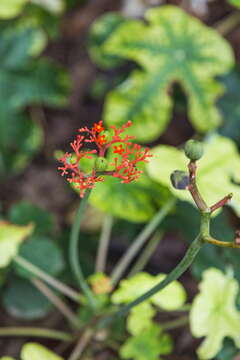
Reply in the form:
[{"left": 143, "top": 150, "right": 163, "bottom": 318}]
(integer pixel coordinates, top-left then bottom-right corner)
[{"left": 69, "top": 189, "right": 97, "bottom": 309}]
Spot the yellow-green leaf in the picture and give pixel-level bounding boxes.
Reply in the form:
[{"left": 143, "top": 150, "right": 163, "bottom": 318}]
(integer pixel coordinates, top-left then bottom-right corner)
[
  {"left": 0, "top": 222, "right": 33, "bottom": 268},
  {"left": 147, "top": 135, "right": 240, "bottom": 216},
  {"left": 190, "top": 268, "right": 240, "bottom": 359},
  {"left": 21, "top": 343, "right": 63, "bottom": 360},
  {"left": 0, "top": 0, "right": 27, "bottom": 19},
  {"left": 91, "top": 6, "right": 234, "bottom": 142}
]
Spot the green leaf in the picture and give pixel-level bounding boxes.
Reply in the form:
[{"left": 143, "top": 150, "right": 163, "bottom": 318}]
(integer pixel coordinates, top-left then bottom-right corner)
[
  {"left": 112, "top": 272, "right": 186, "bottom": 310},
  {"left": 120, "top": 324, "right": 172, "bottom": 360},
  {"left": 190, "top": 268, "right": 240, "bottom": 359},
  {"left": 30, "top": 0, "right": 65, "bottom": 14},
  {"left": 0, "top": 222, "right": 33, "bottom": 268},
  {"left": 2, "top": 278, "right": 52, "bottom": 319},
  {"left": 0, "top": 26, "right": 44, "bottom": 69},
  {"left": 0, "top": 357, "right": 15, "bottom": 360},
  {"left": 15, "top": 236, "right": 64, "bottom": 279},
  {"left": 90, "top": 174, "right": 170, "bottom": 222},
  {"left": 21, "top": 342, "right": 63, "bottom": 360},
  {"left": 0, "top": 59, "right": 70, "bottom": 112},
  {"left": 8, "top": 202, "right": 55, "bottom": 236},
  {"left": 0, "top": 0, "right": 27, "bottom": 19},
  {"left": 92, "top": 6, "right": 234, "bottom": 142},
  {"left": 147, "top": 135, "right": 240, "bottom": 216},
  {"left": 0, "top": 113, "right": 43, "bottom": 175},
  {"left": 218, "top": 67, "right": 240, "bottom": 142},
  {"left": 127, "top": 302, "right": 156, "bottom": 335},
  {"left": 151, "top": 274, "right": 186, "bottom": 310},
  {"left": 228, "top": 0, "right": 240, "bottom": 7},
  {"left": 88, "top": 13, "right": 126, "bottom": 68}
]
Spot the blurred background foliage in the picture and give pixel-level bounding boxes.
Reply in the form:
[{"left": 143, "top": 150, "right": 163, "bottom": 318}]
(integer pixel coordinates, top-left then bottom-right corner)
[{"left": 1, "top": 0, "right": 240, "bottom": 359}]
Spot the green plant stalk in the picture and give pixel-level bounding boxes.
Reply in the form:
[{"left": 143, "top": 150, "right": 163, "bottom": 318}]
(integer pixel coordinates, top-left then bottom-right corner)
[
  {"left": 68, "top": 328, "right": 93, "bottom": 360},
  {"left": 99, "top": 232, "right": 203, "bottom": 329},
  {"left": 14, "top": 255, "right": 80, "bottom": 303},
  {"left": 215, "top": 11, "right": 240, "bottom": 35},
  {"left": 111, "top": 197, "right": 176, "bottom": 285},
  {"left": 95, "top": 215, "right": 113, "bottom": 273},
  {"left": 70, "top": 189, "right": 97, "bottom": 309},
  {"left": 32, "top": 278, "right": 80, "bottom": 329},
  {"left": 128, "top": 230, "right": 163, "bottom": 277},
  {"left": 0, "top": 327, "right": 72, "bottom": 341},
  {"left": 161, "top": 315, "right": 189, "bottom": 331}
]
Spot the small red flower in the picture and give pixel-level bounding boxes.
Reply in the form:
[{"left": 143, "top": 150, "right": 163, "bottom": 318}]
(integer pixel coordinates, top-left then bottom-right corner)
[
  {"left": 96, "top": 134, "right": 107, "bottom": 146},
  {"left": 113, "top": 144, "right": 125, "bottom": 155},
  {"left": 93, "top": 121, "right": 104, "bottom": 133},
  {"left": 58, "top": 121, "right": 152, "bottom": 197}
]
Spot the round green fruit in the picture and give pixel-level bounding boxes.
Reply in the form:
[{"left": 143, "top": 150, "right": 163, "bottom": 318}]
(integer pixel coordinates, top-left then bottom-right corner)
[{"left": 184, "top": 139, "right": 204, "bottom": 161}]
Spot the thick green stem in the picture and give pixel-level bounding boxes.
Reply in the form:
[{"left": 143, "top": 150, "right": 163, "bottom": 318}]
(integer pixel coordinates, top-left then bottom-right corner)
[
  {"left": 68, "top": 328, "right": 93, "bottom": 360},
  {"left": 215, "top": 11, "right": 240, "bottom": 35},
  {"left": 14, "top": 255, "right": 80, "bottom": 303},
  {"left": 111, "top": 198, "right": 176, "bottom": 285},
  {"left": 98, "top": 233, "right": 203, "bottom": 329},
  {"left": 0, "top": 327, "right": 72, "bottom": 341},
  {"left": 70, "top": 190, "right": 97, "bottom": 309},
  {"left": 161, "top": 315, "right": 188, "bottom": 331},
  {"left": 95, "top": 215, "right": 113, "bottom": 273},
  {"left": 128, "top": 230, "right": 163, "bottom": 277}
]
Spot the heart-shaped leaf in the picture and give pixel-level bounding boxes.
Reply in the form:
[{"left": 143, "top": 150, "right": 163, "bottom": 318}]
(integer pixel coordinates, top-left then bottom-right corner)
[
  {"left": 147, "top": 135, "right": 240, "bottom": 216},
  {"left": 2, "top": 277, "right": 52, "bottom": 319},
  {"left": 15, "top": 236, "right": 64, "bottom": 279},
  {"left": 8, "top": 202, "right": 55, "bottom": 236},
  {"left": 90, "top": 6, "right": 234, "bottom": 142},
  {"left": 0, "top": 222, "right": 33, "bottom": 268},
  {"left": 21, "top": 342, "right": 63, "bottom": 360},
  {"left": 90, "top": 174, "right": 170, "bottom": 223},
  {"left": 190, "top": 268, "right": 240, "bottom": 359}
]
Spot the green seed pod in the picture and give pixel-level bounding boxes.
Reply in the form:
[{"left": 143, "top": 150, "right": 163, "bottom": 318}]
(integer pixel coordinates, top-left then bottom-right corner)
[
  {"left": 95, "top": 157, "right": 108, "bottom": 171},
  {"left": 170, "top": 170, "right": 190, "bottom": 190},
  {"left": 184, "top": 139, "right": 204, "bottom": 161}
]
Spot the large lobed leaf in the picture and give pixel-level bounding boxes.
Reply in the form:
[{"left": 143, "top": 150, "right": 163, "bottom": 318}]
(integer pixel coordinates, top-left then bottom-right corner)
[
  {"left": 89, "top": 6, "right": 234, "bottom": 142},
  {"left": 190, "top": 268, "right": 240, "bottom": 359},
  {"left": 147, "top": 135, "right": 240, "bottom": 216}
]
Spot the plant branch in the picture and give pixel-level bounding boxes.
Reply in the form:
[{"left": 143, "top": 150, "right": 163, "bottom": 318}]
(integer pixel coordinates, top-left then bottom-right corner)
[
  {"left": 95, "top": 215, "right": 113, "bottom": 273},
  {"left": 14, "top": 255, "right": 80, "bottom": 303},
  {"left": 161, "top": 315, "right": 189, "bottom": 331},
  {"left": 68, "top": 328, "right": 93, "bottom": 360},
  {"left": 69, "top": 189, "right": 97, "bottom": 309},
  {"left": 128, "top": 230, "right": 163, "bottom": 277},
  {"left": 32, "top": 279, "right": 80, "bottom": 329},
  {"left": 187, "top": 161, "right": 209, "bottom": 211},
  {"left": 215, "top": 11, "right": 240, "bottom": 35},
  {"left": 111, "top": 198, "right": 176, "bottom": 285},
  {"left": 0, "top": 327, "right": 72, "bottom": 341},
  {"left": 98, "top": 232, "right": 203, "bottom": 329},
  {"left": 210, "top": 193, "right": 233, "bottom": 213}
]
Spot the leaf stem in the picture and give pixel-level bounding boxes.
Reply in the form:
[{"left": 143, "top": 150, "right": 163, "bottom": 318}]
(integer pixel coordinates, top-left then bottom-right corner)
[
  {"left": 127, "top": 230, "right": 163, "bottom": 277},
  {"left": 161, "top": 315, "right": 189, "bottom": 331},
  {"left": 0, "top": 327, "right": 72, "bottom": 341},
  {"left": 95, "top": 215, "right": 113, "bottom": 273},
  {"left": 68, "top": 328, "right": 93, "bottom": 360},
  {"left": 69, "top": 190, "right": 97, "bottom": 309},
  {"left": 111, "top": 198, "right": 176, "bottom": 285},
  {"left": 32, "top": 279, "right": 80, "bottom": 329},
  {"left": 14, "top": 255, "right": 80, "bottom": 303},
  {"left": 215, "top": 11, "right": 240, "bottom": 35}
]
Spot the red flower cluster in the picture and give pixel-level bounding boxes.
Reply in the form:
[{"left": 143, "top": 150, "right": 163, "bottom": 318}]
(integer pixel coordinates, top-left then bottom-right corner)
[{"left": 58, "top": 121, "right": 152, "bottom": 197}]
